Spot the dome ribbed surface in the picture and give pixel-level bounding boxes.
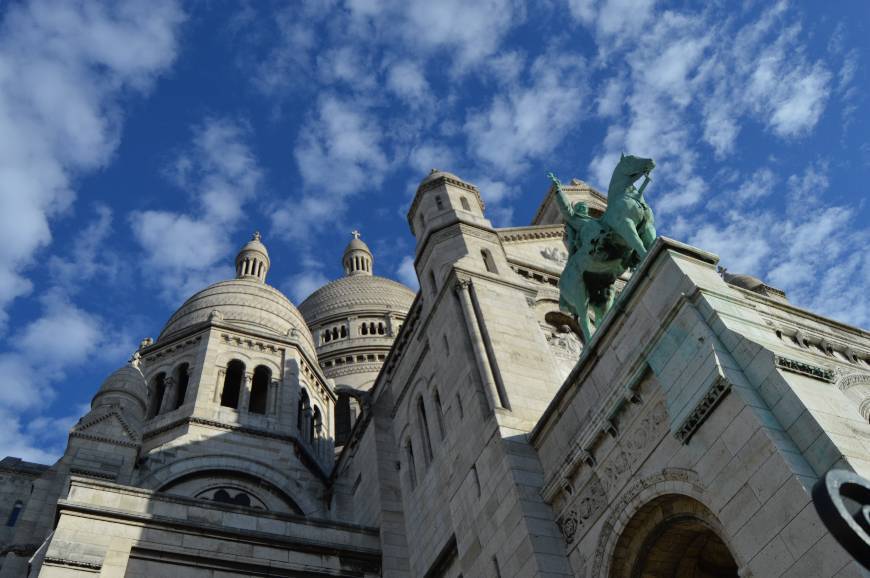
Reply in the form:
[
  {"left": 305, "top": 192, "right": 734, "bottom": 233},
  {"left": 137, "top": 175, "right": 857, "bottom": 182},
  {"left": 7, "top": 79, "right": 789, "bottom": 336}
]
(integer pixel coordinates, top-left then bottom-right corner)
[
  {"left": 158, "top": 279, "right": 316, "bottom": 356},
  {"left": 93, "top": 364, "right": 147, "bottom": 408},
  {"left": 299, "top": 275, "right": 415, "bottom": 323}
]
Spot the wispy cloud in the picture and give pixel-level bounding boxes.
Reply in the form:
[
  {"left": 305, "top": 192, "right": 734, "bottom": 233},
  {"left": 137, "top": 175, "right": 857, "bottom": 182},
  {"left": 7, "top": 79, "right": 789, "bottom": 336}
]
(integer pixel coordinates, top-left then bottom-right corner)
[
  {"left": 132, "top": 118, "right": 262, "bottom": 303},
  {"left": 0, "top": 0, "right": 184, "bottom": 329}
]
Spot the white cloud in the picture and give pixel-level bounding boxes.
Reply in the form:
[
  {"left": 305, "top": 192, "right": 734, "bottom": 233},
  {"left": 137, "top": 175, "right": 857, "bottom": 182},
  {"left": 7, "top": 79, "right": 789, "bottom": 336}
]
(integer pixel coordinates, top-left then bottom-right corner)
[
  {"left": 0, "top": 0, "right": 183, "bottom": 329},
  {"left": 273, "top": 96, "right": 388, "bottom": 241},
  {"left": 687, "top": 164, "right": 869, "bottom": 328},
  {"left": 386, "top": 60, "right": 430, "bottom": 105},
  {"left": 48, "top": 204, "right": 118, "bottom": 290},
  {"left": 585, "top": 3, "right": 832, "bottom": 216},
  {"left": 396, "top": 256, "right": 419, "bottom": 290},
  {"left": 0, "top": 289, "right": 133, "bottom": 462},
  {"left": 465, "top": 50, "right": 586, "bottom": 177},
  {"left": 284, "top": 270, "right": 330, "bottom": 304},
  {"left": 347, "top": 0, "right": 524, "bottom": 73},
  {"left": 131, "top": 118, "right": 261, "bottom": 303}
]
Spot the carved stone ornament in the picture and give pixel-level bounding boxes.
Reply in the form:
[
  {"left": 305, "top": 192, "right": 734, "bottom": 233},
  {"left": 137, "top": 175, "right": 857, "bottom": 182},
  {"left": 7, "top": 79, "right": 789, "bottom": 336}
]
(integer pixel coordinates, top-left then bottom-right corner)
[
  {"left": 775, "top": 355, "right": 835, "bottom": 382},
  {"left": 558, "top": 509, "right": 579, "bottom": 543},
  {"left": 673, "top": 376, "right": 730, "bottom": 444}
]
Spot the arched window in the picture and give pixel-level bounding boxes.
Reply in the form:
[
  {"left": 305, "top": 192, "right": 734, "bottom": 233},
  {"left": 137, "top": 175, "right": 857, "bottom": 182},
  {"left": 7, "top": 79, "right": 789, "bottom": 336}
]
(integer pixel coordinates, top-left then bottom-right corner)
[
  {"left": 220, "top": 360, "right": 245, "bottom": 409},
  {"left": 148, "top": 373, "right": 167, "bottom": 418},
  {"left": 174, "top": 363, "right": 190, "bottom": 410},
  {"left": 481, "top": 249, "right": 498, "bottom": 273},
  {"left": 435, "top": 195, "right": 444, "bottom": 210},
  {"left": 5, "top": 500, "right": 23, "bottom": 527},
  {"left": 323, "top": 330, "right": 330, "bottom": 343},
  {"left": 369, "top": 322, "right": 376, "bottom": 335},
  {"left": 417, "top": 397, "right": 433, "bottom": 464},
  {"left": 460, "top": 197, "right": 471, "bottom": 211},
  {"left": 405, "top": 439, "right": 417, "bottom": 489},
  {"left": 340, "top": 325, "right": 347, "bottom": 338},
  {"left": 377, "top": 322, "right": 385, "bottom": 335},
  {"left": 332, "top": 327, "right": 338, "bottom": 340},
  {"left": 433, "top": 390, "right": 445, "bottom": 439},
  {"left": 297, "top": 389, "right": 311, "bottom": 440},
  {"left": 361, "top": 323, "right": 368, "bottom": 335},
  {"left": 249, "top": 365, "right": 270, "bottom": 414}
]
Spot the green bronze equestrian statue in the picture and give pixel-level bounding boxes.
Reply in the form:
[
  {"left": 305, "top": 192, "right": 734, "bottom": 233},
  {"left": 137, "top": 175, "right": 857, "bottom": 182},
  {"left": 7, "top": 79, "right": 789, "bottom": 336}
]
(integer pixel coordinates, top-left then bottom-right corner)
[{"left": 548, "top": 154, "right": 656, "bottom": 343}]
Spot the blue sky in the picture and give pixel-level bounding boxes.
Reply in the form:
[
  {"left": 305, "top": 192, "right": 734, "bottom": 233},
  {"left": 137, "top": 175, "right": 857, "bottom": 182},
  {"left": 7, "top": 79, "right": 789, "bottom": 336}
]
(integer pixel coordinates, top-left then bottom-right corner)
[{"left": 0, "top": 0, "right": 867, "bottom": 462}]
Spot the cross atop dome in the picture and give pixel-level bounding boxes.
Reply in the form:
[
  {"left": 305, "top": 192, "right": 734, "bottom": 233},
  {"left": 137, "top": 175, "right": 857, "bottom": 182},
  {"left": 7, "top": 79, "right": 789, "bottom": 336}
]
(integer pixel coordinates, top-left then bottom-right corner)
[{"left": 343, "top": 231, "right": 373, "bottom": 277}]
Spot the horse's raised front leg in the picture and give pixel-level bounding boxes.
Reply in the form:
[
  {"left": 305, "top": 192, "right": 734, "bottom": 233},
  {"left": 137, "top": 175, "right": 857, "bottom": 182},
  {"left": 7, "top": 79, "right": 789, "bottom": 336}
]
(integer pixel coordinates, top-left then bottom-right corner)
[{"left": 613, "top": 218, "right": 648, "bottom": 259}]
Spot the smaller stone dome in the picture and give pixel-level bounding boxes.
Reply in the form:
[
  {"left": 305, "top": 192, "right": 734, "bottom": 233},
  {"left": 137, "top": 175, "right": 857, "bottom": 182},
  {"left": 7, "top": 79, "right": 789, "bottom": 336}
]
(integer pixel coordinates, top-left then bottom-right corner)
[
  {"left": 92, "top": 362, "right": 148, "bottom": 416},
  {"left": 235, "top": 231, "right": 270, "bottom": 283},
  {"left": 723, "top": 272, "right": 764, "bottom": 291},
  {"left": 343, "top": 231, "right": 373, "bottom": 276}
]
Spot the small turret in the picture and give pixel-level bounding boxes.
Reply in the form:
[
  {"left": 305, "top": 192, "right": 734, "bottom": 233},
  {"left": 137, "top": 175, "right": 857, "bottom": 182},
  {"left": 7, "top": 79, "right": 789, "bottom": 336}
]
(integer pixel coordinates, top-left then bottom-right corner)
[
  {"left": 235, "top": 231, "right": 270, "bottom": 283},
  {"left": 342, "top": 230, "right": 373, "bottom": 276}
]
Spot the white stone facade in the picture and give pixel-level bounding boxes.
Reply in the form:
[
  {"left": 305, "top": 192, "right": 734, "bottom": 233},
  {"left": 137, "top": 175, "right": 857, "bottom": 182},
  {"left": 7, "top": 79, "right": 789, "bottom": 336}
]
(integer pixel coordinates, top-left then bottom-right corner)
[{"left": 0, "top": 172, "right": 868, "bottom": 577}]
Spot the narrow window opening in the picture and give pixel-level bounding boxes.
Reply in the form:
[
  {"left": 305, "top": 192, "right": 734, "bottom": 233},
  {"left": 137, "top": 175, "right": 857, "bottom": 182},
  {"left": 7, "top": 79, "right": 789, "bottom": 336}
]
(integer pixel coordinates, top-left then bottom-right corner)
[
  {"left": 6, "top": 501, "right": 23, "bottom": 527},
  {"left": 361, "top": 323, "right": 368, "bottom": 335},
  {"left": 492, "top": 555, "right": 501, "bottom": 578},
  {"left": 443, "top": 334, "right": 450, "bottom": 356},
  {"left": 377, "top": 322, "right": 385, "bottom": 335},
  {"left": 174, "top": 363, "right": 190, "bottom": 410},
  {"left": 220, "top": 360, "right": 245, "bottom": 409},
  {"left": 332, "top": 327, "right": 338, "bottom": 340},
  {"left": 340, "top": 325, "right": 347, "bottom": 338},
  {"left": 429, "top": 270, "right": 437, "bottom": 295},
  {"left": 249, "top": 365, "right": 270, "bottom": 414},
  {"left": 297, "top": 389, "right": 311, "bottom": 439},
  {"left": 335, "top": 392, "right": 352, "bottom": 446},
  {"left": 435, "top": 195, "right": 444, "bottom": 210},
  {"left": 456, "top": 392, "right": 464, "bottom": 419},
  {"left": 369, "top": 322, "right": 376, "bottom": 335},
  {"left": 417, "top": 397, "right": 434, "bottom": 463},
  {"left": 460, "top": 196, "right": 471, "bottom": 211},
  {"left": 148, "top": 373, "right": 167, "bottom": 418},
  {"left": 481, "top": 249, "right": 498, "bottom": 273},
  {"left": 434, "top": 390, "right": 445, "bottom": 439},
  {"left": 406, "top": 440, "right": 417, "bottom": 489}
]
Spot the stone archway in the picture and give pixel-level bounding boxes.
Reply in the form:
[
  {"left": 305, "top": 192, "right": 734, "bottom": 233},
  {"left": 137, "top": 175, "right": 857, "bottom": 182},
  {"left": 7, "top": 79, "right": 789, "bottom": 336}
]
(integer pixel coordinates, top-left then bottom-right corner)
[{"left": 610, "top": 494, "right": 738, "bottom": 578}]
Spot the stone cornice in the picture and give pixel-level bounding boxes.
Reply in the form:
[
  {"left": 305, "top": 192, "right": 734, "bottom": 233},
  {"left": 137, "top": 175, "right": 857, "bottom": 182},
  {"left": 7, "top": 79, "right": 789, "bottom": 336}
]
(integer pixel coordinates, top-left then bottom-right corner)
[
  {"left": 64, "top": 476, "right": 381, "bottom": 536},
  {"left": 42, "top": 557, "right": 101, "bottom": 571},
  {"left": 497, "top": 224, "right": 566, "bottom": 243},
  {"left": 142, "top": 416, "right": 331, "bottom": 482}
]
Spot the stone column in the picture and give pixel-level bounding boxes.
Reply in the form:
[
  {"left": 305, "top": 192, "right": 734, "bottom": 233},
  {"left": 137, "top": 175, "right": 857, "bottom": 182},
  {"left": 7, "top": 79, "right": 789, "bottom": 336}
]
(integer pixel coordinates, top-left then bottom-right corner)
[
  {"left": 213, "top": 368, "right": 226, "bottom": 403},
  {"left": 454, "top": 278, "right": 503, "bottom": 410},
  {"left": 158, "top": 376, "right": 176, "bottom": 414},
  {"left": 239, "top": 373, "right": 252, "bottom": 412}
]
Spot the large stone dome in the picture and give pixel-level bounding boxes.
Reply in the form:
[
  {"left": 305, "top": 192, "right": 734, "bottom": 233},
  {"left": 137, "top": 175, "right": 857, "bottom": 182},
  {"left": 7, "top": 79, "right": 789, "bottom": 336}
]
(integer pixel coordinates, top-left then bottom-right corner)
[
  {"left": 158, "top": 278, "right": 317, "bottom": 357},
  {"left": 299, "top": 274, "right": 415, "bottom": 323}
]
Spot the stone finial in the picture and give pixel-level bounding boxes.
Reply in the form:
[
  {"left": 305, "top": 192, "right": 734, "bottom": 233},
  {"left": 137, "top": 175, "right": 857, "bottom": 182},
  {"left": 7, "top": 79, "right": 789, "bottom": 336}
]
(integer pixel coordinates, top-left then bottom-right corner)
[
  {"left": 129, "top": 350, "right": 141, "bottom": 368},
  {"left": 139, "top": 337, "right": 153, "bottom": 350},
  {"left": 252, "top": 231, "right": 261, "bottom": 241}
]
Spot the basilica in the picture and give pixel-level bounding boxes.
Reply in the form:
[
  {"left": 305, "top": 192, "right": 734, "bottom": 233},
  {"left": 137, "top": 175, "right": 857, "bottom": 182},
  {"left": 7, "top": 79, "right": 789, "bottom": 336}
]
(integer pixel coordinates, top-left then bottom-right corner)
[{"left": 1, "top": 170, "right": 868, "bottom": 577}]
